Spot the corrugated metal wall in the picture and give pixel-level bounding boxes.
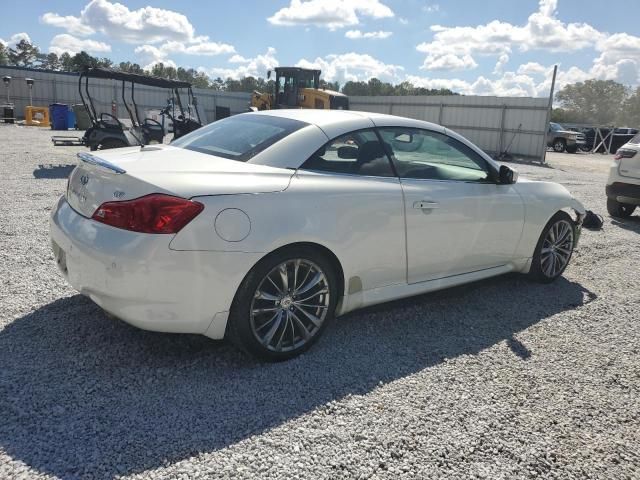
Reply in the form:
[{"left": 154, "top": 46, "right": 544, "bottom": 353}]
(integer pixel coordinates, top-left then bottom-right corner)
[
  {"left": 350, "top": 95, "right": 550, "bottom": 160},
  {"left": 0, "top": 66, "right": 251, "bottom": 125}
]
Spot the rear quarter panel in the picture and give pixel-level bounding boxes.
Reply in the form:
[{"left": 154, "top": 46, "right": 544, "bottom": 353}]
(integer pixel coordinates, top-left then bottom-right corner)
[{"left": 170, "top": 171, "right": 407, "bottom": 294}]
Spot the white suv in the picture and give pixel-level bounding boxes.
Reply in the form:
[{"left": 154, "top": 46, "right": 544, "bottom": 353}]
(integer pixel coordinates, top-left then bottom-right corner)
[{"left": 607, "top": 133, "right": 640, "bottom": 217}]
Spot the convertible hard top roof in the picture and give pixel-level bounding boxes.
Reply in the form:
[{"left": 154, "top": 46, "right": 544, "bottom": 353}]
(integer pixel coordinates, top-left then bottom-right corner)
[{"left": 81, "top": 67, "right": 193, "bottom": 89}]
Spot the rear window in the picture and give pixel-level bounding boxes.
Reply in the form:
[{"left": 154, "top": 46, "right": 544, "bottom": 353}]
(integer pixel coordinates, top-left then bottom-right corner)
[{"left": 171, "top": 114, "right": 307, "bottom": 161}]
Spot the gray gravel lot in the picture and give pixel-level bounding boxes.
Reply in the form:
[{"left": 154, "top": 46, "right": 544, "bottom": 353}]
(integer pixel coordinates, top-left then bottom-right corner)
[{"left": 1, "top": 124, "right": 639, "bottom": 480}]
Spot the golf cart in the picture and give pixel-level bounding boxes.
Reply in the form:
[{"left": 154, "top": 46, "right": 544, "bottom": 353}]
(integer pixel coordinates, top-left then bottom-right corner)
[{"left": 52, "top": 67, "right": 202, "bottom": 150}]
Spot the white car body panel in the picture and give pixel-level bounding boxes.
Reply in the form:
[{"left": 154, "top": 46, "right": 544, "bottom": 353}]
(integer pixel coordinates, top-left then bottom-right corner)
[{"left": 50, "top": 109, "right": 586, "bottom": 340}]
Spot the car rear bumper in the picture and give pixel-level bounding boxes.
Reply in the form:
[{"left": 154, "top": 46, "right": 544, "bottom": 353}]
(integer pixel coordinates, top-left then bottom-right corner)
[
  {"left": 606, "top": 182, "right": 640, "bottom": 205},
  {"left": 49, "top": 196, "right": 261, "bottom": 339}
]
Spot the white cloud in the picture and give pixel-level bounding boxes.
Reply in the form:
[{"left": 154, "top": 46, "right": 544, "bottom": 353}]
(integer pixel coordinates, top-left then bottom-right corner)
[
  {"left": 49, "top": 34, "right": 111, "bottom": 56},
  {"left": 0, "top": 33, "right": 32, "bottom": 48},
  {"left": 493, "top": 53, "right": 509, "bottom": 74},
  {"left": 416, "top": 0, "right": 604, "bottom": 71},
  {"left": 591, "top": 33, "right": 640, "bottom": 85},
  {"left": 422, "top": 53, "right": 477, "bottom": 71},
  {"left": 296, "top": 52, "right": 403, "bottom": 83},
  {"left": 77, "top": 0, "right": 195, "bottom": 43},
  {"left": 41, "top": 0, "right": 222, "bottom": 45},
  {"left": 398, "top": 18, "right": 409, "bottom": 25},
  {"left": 268, "top": 0, "right": 394, "bottom": 30},
  {"left": 40, "top": 13, "right": 95, "bottom": 36},
  {"left": 345, "top": 30, "right": 392, "bottom": 40},
  {"left": 207, "top": 47, "right": 279, "bottom": 80},
  {"left": 423, "top": 4, "right": 440, "bottom": 13},
  {"left": 517, "top": 62, "right": 548, "bottom": 76}
]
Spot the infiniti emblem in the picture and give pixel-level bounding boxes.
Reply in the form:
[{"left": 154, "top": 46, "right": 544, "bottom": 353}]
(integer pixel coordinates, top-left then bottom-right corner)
[{"left": 80, "top": 174, "right": 89, "bottom": 186}]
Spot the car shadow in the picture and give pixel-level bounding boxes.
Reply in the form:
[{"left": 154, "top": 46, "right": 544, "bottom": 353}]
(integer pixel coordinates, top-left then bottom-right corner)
[
  {"left": 0, "top": 274, "right": 595, "bottom": 479},
  {"left": 33, "top": 164, "right": 75, "bottom": 179},
  {"left": 610, "top": 215, "right": 640, "bottom": 234}
]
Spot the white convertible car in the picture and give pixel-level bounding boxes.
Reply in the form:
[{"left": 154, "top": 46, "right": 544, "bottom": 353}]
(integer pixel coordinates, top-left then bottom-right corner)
[{"left": 50, "top": 110, "right": 585, "bottom": 360}]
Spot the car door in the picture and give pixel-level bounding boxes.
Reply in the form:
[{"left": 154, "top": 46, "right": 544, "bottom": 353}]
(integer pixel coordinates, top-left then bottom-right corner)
[
  {"left": 294, "top": 128, "right": 407, "bottom": 291},
  {"left": 378, "top": 127, "right": 525, "bottom": 284}
]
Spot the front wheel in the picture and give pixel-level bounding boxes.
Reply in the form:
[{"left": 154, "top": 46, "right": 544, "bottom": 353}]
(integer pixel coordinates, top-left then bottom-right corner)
[
  {"left": 552, "top": 139, "right": 566, "bottom": 153},
  {"left": 227, "top": 247, "right": 338, "bottom": 361},
  {"left": 529, "top": 212, "right": 576, "bottom": 283},
  {"left": 566, "top": 144, "right": 578, "bottom": 153},
  {"left": 607, "top": 198, "right": 636, "bottom": 218}
]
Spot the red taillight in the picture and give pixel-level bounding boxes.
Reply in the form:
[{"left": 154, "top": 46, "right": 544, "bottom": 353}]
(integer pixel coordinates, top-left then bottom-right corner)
[
  {"left": 92, "top": 194, "right": 204, "bottom": 234},
  {"left": 614, "top": 149, "right": 637, "bottom": 162}
]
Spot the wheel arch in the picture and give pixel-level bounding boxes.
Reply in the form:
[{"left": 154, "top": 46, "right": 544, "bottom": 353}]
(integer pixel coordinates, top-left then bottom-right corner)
[{"left": 248, "top": 241, "right": 346, "bottom": 298}]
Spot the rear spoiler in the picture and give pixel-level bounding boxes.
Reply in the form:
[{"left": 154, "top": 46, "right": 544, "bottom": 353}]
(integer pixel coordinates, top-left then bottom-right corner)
[{"left": 77, "top": 152, "right": 126, "bottom": 174}]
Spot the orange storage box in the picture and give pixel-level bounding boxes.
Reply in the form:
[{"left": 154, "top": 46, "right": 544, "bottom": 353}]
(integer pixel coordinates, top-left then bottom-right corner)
[{"left": 25, "top": 106, "right": 50, "bottom": 127}]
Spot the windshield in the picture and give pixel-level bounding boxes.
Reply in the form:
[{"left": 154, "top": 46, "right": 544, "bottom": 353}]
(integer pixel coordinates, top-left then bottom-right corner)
[
  {"left": 550, "top": 122, "right": 564, "bottom": 131},
  {"left": 630, "top": 133, "right": 640, "bottom": 144},
  {"left": 171, "top": 114, "right": 307, "bottom": 161}
]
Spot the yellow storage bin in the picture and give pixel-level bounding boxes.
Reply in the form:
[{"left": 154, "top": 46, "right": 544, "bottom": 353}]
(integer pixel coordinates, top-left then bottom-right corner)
[{"left": 25, "top": 106, "right": 50, "bottom": 127}]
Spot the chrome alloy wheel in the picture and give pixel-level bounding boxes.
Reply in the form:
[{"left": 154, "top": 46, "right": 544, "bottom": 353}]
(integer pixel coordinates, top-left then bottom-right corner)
[
  {"left": 540, "top": 219, "right": 574, "bottom": 278},
  {"left": 249, "top": 259, "right": 330, "bottom": 353}
]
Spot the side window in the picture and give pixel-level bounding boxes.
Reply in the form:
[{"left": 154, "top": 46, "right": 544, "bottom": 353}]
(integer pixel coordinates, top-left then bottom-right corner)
[
  {"left": 378, "top": 128, "right": 492, "bottom": 182},
  {"left": 300, "top": 129, "right": 394, "bottom": 177}
]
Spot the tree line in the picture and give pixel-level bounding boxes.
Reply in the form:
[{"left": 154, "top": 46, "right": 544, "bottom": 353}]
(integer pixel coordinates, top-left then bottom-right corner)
[{"left": 0, "top": 39, "right": 456, "bottom": 96}]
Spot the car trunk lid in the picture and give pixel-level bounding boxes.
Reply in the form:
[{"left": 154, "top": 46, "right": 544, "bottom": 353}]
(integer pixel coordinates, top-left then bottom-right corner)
[{"left": 66, "top": 145, "right": 295, "bottom": 218}]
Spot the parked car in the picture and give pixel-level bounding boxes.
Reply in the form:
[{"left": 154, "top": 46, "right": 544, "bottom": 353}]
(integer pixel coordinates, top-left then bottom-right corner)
[
  {"left": 547, "top": 122, "right": 586, "bottom": 153},
  {"left": 606, "top": 132, "right": 640, "bottom": 217},
  {"left": 50, "top": 110, "right": 585, "bottom": 360}
]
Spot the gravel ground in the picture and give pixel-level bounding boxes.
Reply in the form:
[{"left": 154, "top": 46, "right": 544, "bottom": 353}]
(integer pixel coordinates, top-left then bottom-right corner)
[{"left": 1, "top": 123, "right": 639, "bottom": 480}]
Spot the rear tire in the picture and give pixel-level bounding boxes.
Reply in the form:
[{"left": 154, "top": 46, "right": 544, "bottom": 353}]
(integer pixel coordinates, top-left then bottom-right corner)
[
  {"left": 227, "top": 246, "right": 338, "bottom": 361},
  {"left": 552, "top": 139, "right": 566, "bottom": 153},
  {"left": 529, "top": 212, "right": 576, "bottom": 283},
  {"left": 607, "top": 198, "right": 636, "bottom": 218}
]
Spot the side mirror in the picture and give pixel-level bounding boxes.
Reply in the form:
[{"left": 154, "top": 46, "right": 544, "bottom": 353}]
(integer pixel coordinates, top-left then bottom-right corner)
[
  {"left": 337, "top": 145, "right": 358, "bottom": 159},
  {"left": 498, "top": 165, "right": 518, "bottom": 184}
]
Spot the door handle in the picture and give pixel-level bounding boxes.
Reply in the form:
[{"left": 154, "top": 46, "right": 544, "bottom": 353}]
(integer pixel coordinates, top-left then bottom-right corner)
[{"left": 413, "top": 200, "right": 439, "bottom": 210}]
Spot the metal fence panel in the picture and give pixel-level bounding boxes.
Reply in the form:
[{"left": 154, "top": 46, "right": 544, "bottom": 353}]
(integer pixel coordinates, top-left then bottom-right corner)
[
  {"left": 0, "top": 66, "right": 251, "bottom": 126},
  {"left": 350, "top": 95, "right": 549, "bottom": 160}
]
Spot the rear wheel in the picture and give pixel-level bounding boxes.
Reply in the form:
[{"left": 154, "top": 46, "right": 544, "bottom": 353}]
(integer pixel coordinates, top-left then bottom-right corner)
[
  {"left": 552, "top": 139, "right": 566, "bottom": 153},
  {"left": 607, "top": 198, "right": 636, "bottom": 218},
  {"left": 529, "top": 212, "right": 576, "bottom": 283},
  {"left": 227, "top": 247, "right": 338, "bottom": 361}
]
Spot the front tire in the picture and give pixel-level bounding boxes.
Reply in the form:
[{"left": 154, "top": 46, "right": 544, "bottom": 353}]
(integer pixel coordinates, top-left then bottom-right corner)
[
  {"left": 607, "top": 198, "right": 636, "bottom": 218},
  {"left": 529, "top": 212, "right": 576, "bottom": 283},
  {"left": 227, "top": 247, "right": 338, "bottom": 361},
  {"left": 552, "top": 139, "right": 566, "bottom": 153},
  {"left": 566, "top": 144, "right": 578, "bottom": 153}
]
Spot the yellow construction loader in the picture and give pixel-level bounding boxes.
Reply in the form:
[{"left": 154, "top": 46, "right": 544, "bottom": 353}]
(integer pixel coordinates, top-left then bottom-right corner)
[{"left": 250, "top": 67, "right": 349, "bottom": 111}]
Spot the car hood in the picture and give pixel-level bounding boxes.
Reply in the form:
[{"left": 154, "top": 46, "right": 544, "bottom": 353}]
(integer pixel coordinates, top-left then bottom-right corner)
[{"left": 86, "top": 144, "right": 295, "bottom": 198}]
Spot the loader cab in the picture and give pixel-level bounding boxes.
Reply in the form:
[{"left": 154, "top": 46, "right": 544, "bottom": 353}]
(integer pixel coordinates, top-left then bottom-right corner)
[{"left": 272, "top": 67, "right": 320, "bottom": 108}]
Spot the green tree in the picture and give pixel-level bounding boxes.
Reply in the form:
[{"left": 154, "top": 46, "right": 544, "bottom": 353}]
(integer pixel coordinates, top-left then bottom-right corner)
[
  {"left": 0, "top": 43, "right": 8, "bottom": 66},
  {"left": 555, "top": 79, "right": 628, "bottom": 124},
  {"left": 8, "top": 40, "right": 39, "bottom": 67},
  {"left": 59, "top": 52, "right": 73, "bottom": 71},
  {"left": 618, "top": 87, "right": 640, "bottom": 127},
  {"left": 41, "top": 52, "right": 61, "bottom": 70}
]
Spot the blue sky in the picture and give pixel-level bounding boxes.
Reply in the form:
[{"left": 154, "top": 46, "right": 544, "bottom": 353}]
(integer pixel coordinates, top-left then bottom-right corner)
[{"left": 1, "top": 0, "right": 638, "bottom": 97}]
